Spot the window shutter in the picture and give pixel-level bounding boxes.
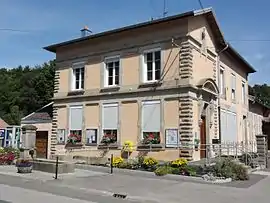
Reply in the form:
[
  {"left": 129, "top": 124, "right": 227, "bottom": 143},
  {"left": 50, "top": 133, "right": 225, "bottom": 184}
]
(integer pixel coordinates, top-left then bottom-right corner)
[
  {"left": 102, "top": 103, "right": 118, "bottom": 129},
  {"left": 220, "top": 110, "right": 227, "bottom": 142},
  {"left": 142, "top": 101, "right": 161, "bottom": 132},
  {"left": 70, "top": 106, "right": 83, "bottom": 130}
]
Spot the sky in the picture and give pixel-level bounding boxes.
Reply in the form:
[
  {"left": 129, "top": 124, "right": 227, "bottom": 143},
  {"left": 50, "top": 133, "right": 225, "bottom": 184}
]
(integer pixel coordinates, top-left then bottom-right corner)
[{"left": 1, "top": 0, "right": 270, "bottom": 85}]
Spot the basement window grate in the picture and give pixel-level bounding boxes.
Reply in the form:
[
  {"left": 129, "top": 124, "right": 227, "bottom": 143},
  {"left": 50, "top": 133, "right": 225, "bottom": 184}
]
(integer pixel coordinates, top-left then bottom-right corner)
[{"left": 113, "top": 193, "right": 127, "bottom": 199}]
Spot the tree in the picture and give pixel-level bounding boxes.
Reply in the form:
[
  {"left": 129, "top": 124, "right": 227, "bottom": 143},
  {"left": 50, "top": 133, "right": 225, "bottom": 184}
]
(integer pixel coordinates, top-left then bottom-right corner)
[
  {"left": 250, "top": 84, "right": 270, "bottom": 108},
  {"left": 0, "top": 60, "right": 55, "bottom": 125}
]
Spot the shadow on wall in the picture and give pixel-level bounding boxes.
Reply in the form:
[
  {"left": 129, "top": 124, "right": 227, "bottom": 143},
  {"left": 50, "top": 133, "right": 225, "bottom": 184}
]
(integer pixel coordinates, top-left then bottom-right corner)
[{"left": 262, "top": 120, "right": 270, "bottom": 150}]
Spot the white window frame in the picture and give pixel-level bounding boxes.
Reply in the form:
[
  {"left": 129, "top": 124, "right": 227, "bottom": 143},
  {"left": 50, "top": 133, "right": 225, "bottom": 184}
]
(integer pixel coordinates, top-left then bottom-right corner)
[
  {"left": 85, "top": 128, "right": 98, "bottom": 145},
  {"left": 142, "top": 48, "right": 162, "bottom": 83},
  {"left": 71, "top": 62, "right": 85, "bottom": 91},
  {"left": 101, "top": 103, "right": 119, "bottom": 143},
  {"left": 242, "top": 81, "right": 246, "bottom": 104},
  {"left": 219, "top": 67, "right": 225, "bottom": 97},
  {"left": 69, "top": 105, "right": 83, "bottom": 143},
  {"left": 231, "top": 73, "right": 236, "bottom": 101},
  {"left": 141, "top": 100, "right": 161, "bottom": 140},
  {"left": 104, "top": 56, "right": 120, "bottom": 87}
]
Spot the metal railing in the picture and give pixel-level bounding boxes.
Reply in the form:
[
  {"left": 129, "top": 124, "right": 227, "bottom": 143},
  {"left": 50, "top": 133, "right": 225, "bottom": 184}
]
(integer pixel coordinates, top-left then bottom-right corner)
[{"left": 62, "top": 140, "right": 262, "bottom": 168}]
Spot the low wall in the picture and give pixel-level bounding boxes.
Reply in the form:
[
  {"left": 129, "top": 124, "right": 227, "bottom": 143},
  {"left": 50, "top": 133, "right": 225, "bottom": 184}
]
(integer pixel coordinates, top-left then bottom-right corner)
[{"left": 33, "top": 158, "right": 75, "bottom": 174}]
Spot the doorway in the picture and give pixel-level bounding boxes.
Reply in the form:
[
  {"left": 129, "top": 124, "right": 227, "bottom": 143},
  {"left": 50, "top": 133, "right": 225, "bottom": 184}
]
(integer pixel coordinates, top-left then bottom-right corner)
[
  {"left": 200, "top": 116, "right": 207, "bottom": 159},
  {"left": 36, "top": 131, "right": 48, "bottom": 159}
]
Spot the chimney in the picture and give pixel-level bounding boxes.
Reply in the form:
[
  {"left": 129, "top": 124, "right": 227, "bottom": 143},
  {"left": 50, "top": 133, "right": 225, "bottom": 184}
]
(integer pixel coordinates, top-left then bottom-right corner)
[{"left": 80, "top": 26, "right": 92, "bottom": 37}]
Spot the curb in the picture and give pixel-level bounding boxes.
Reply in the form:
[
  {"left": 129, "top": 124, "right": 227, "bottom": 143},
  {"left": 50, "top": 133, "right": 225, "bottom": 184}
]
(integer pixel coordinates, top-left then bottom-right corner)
[{"left": 75, "top": 164, "right": 206, "bottom": 183}]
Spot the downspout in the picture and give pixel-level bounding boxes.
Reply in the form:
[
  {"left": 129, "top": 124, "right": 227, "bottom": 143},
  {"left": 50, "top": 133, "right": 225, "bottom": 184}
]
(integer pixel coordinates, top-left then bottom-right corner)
[{"left": 216, "top": 43, "right": 229, "bottom": 143}]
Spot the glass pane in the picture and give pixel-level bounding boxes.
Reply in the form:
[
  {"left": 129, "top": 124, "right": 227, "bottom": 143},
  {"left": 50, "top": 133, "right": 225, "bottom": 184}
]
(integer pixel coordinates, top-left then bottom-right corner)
[
  {"left": 154, "top": 51, "right": 161, "bottom": 61},
  {"left": 75, "top": 69, "right": 80, "bottom": 80},
  {"left": 146, "top": 52, "right": 153, "bottom": 62},
  {"left": 115, "top": 75, "right": 119, "bottom": 85},
  {"left": 76, "top": 80, "right": 80, "bottom": 89},
  {"left": 108, "top": 67, "right": 113, "bottom": 77},
  {"left": 107, "top": 62, "right": 113, "bottom": 68},
  {"left": 115, "top": 61, "right": 119, "bottom": 68},
  {"left": 155, "top": 68, "right": 161, "bottom": 80},
  {"left": 147, "top": 71, "right": 152, "bottom": 81},
  {"left": 147, "top": 61, "right": 152, "bottom": 72},
  {"left": 81, "top": 78, "right": 84, "bottom": 89},
  {"left": 115, "top": 65, "right": 119, "bottom": 76},
  {"left": 108, "top": 76, "right": 113, "bottom": 85}
]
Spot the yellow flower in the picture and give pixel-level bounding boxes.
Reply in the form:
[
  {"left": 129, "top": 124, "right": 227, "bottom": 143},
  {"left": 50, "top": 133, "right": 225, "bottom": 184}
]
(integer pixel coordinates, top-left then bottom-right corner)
[
  {"left": 143, "top": 157, "right": 158, "bottom": 167},
  {"left": 122, "top": 141, "right": 134, "bottom": 153},
  {"left": 171, "top": 158, "right": 188, "bottom": 167},
  {"left": 112, "top": 157, "right": 124, "bottom": 167}
]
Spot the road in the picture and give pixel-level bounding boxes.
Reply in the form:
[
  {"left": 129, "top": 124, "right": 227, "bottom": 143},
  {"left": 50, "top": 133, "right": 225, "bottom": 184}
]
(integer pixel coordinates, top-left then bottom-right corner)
[{"left": 0, "top": 165, "right": 270, "bottom": 203}]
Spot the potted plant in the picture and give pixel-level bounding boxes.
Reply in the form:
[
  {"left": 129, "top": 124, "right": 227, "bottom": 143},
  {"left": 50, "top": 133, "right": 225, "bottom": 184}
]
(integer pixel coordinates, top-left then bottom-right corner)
[
  {"left": 65, "top": 133, "right": 82, "bottom": 148},
  {"left": 121, "top": 141, "right": 134, "bottom": 159},
  {"left": 138, "top": 132, "right": 162, "bottom": 150},
  {"left": 98, "top": 132, "right": 118, "bottom": 149},
  {"left": 16, "top": 159, "right": 33, "bottom": 173}
]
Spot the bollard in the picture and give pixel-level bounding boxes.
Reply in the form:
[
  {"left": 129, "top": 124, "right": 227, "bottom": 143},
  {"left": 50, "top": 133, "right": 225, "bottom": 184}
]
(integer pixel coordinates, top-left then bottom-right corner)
[
  {"left": 55, "top": 156, "right": 59, "bottom": 179},
  {"left": 110, "top": 154, "right": 113, "bottom": 174}
]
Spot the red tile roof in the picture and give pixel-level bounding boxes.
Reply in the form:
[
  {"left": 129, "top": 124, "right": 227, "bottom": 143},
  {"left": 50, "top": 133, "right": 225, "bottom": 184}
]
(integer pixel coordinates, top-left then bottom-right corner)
[{"left": 0, "top": 118, "right": 9, "bottom": 129}]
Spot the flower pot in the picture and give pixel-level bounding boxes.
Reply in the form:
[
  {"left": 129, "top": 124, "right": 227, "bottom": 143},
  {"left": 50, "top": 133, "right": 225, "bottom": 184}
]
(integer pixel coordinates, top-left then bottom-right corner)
[
  {"left": 17, "top": 165, "right": 32, "bottom": 173},
  {"left": 137, "top": 144, "right": 163, "bottom": 151},
  {"left": 65, "top": 143, "right": 83, "bottom": 149},
  {"left": 97, "top": 143, "right": 118, "bottom": 149}
]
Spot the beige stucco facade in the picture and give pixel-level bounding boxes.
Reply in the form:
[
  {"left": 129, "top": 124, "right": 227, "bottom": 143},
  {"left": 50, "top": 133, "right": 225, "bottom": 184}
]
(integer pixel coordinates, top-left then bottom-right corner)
[{"left": 45, "top": 8, "right": 255, "bottom": 161}]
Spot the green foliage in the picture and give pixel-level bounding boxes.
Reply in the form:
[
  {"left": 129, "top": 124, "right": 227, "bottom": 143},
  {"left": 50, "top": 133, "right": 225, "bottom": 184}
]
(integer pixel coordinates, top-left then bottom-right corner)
[
  {"left": 0, "top": 61, "right": 55, "bottom": 125},
  {"left": 143, "top": 157, "right": 158, "bottom": 170},
  {"left": 206, "top": 158, "right": 249, "bottom": 180},
  {"left": 250, "top": 84, "right": 270, "bottom": 108},
  {"left": 154, "top": 166, "right": 173, "bottom": 176},
  {"left": 170, "top": 158, "right": 188, "bottom": 167}
]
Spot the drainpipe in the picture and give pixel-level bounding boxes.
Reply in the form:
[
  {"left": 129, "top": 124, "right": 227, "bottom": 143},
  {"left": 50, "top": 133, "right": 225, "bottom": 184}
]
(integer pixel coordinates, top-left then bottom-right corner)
[{"left": 216, "top": 44, "right": 229, "bottom": 143}]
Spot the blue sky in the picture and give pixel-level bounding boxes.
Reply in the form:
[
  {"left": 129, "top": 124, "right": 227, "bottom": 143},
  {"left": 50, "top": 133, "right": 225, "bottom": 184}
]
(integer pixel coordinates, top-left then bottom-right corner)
[{"left": 1, "top": 0, "right": 269, "bottom": 85}]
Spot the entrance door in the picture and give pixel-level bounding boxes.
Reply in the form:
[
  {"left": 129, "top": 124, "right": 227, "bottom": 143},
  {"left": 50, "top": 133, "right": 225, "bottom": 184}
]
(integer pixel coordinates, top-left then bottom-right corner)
[
  {"left": 36, "top": 131, "right": 48, "bottom": 159},
  {"left": 200, "top": 116, "right": 207, "bottom": 159}
]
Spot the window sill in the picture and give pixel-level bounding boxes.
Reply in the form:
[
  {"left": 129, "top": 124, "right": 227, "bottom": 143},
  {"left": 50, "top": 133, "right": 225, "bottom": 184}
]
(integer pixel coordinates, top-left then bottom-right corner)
[
  {"left": 65, "top": 143, "right": 83, "bottom": 149},
  {"left": 67, "top": 89, "right": 85, "bottom": 96},
  {"left": 97, "top": 143, "right": 119, "bottom": 149},
  {"left": 85, "top": 143, "right": 98, "bottom": 147},
  {"left": 137, "top": 144, "right": 163, "bottom": 151},
  {"left": 138, "top": 81, "right": 162, "bottom": 88},
  {"left": 100, "top": 86, "right": 120, "bottom": 93}
]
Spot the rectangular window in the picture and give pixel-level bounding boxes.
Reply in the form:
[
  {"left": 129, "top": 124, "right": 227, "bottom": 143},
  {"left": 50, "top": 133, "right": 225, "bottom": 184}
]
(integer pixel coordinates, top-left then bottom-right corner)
[
  {"left": 69, "top": 106, "right": 83, "bottom": 143},
  {"left": 104, "top": 57, "right": 120, "bottom": 87},
  {"left": 85, "top": 128, "right": 98, "bottom": 145},
  {"left": 72, "top": 64, "right": 84, "bottom": 90},
  {"left": 57, "top": 129, "right": 65, "bottom": 144},
  {"left": 242, "top": 81, "right": 246, "bottom": 104},
  {"left": 143, "top": 50, "right": 161, "bottom": 82},
  {"left": 219, "top": 68, "right": 225, "bottom": 97},
  {"left": 142, "top": 100, "right": 161, "bottom": 144},
  {"left": 231, "top": 74, "right": 236, "bottom": 101},
  {"left": 101, "top": 103, "right": 118, "bottom": 144}
]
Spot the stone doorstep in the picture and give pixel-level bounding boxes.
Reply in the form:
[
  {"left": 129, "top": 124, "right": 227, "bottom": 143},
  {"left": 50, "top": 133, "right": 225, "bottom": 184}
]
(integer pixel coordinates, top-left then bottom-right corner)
[{"left": 75, "top": 164, "right": 206, "bottom": 183}]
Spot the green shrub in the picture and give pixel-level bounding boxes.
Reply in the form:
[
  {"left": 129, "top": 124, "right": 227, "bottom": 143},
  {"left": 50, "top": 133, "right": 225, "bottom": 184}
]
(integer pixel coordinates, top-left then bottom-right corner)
[
  {"left": 206, "top": 158, "right": 249, "bottom": 180},
  {"left": 154, "top": 166, "right": 173, "bottom": 176},
  {"left": 138, "top": 155, "right": 145, "bottom": 167}
]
